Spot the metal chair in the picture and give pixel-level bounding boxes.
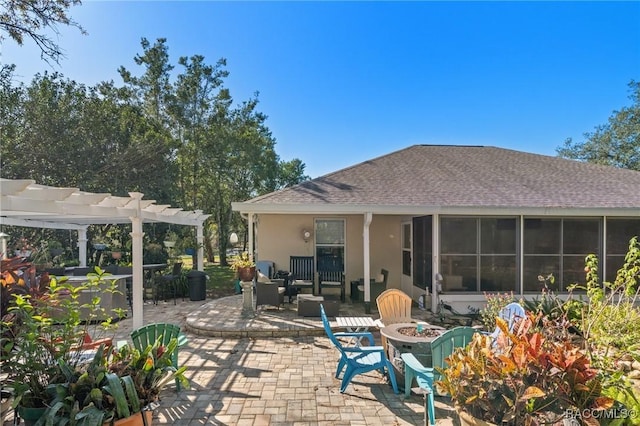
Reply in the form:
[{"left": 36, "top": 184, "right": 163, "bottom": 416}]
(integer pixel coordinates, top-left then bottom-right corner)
[
  {"left": 320, "top": 304, "right": 399, "bottom": 394},
  {"left": 155, "top": 262, "right": 183, "bottom": 305},
  {"left": 401, "top": 326, "right": 478, "bottom": 425}
]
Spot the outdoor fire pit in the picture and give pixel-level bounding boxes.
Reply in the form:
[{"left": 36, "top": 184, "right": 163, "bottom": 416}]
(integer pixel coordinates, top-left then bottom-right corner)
[
  {"left": 396, "top": 326, "right": 442, "bottom": 339},
  {"left": 380, "top": 322, "right": 446, "bottom": 390}
]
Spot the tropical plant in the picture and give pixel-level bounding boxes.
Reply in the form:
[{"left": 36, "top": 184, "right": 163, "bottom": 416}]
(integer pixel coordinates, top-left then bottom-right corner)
[
  {"left": 478, "top": 291, "right": 515, "bottom": 332},
  {"left": 0, "top": 268, "right": 123, "bottom": 410},
  {"left": 569, "top": 237, "right": 640, "bottom": 421},
  {"left": 38, "top": 335, "right": 189, "bottom": 425},
  {"left": 437, "top": 313, "right": 613, "bottom": 425},
  {"left": 228, "top": 252, "right": 255, "bottom": 273}
]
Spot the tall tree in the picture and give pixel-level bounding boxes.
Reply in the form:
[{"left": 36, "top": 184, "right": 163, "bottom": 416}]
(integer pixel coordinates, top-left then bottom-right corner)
[
  {"left": 0, "top": 71, "right": 172, "bottom": 199},
  {"left": 118, "top": 38, "right": 174, "bottom": 125},
  {"left": 557, "top": 80, "right": 640, "bottom": 171},
  {"left": 169, "top": 54, "right": 228, "bottom": 210},
  {"left": 0, "top": 0, "right": 85, "bottom": 64}
]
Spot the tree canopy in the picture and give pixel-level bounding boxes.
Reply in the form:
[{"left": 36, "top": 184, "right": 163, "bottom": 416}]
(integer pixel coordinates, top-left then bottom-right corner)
[
  {"left": 557, "top": 80, "right": 640, "bottom": 171},
  {"left": 0, "top": 37, "right": 308, "bottom": 263},
  {"left": 0, "top": 0, "right": 85, "bottom": 64}
]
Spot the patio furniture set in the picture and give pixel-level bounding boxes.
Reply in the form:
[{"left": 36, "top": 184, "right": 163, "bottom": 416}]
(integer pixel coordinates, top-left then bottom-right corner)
[
  {"left": 254, "top": 256, "right": 389, "bottom": 317},
  {"left": 317, "top": 288, "right": 526, "bottom": 426}
]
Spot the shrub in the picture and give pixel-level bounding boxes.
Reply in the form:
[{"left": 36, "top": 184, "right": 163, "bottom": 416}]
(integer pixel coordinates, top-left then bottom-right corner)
[{"left": 479, "top": 291, "right": 515, "bottom": 332}]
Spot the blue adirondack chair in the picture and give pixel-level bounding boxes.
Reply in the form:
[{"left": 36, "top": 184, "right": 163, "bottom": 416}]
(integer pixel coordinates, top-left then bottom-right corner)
[
  {"left": 320, "top": 304, "right": 399, "bottom": 394},
  {"left": 401, "top": 326, "right": 478, "bottom": 425}
]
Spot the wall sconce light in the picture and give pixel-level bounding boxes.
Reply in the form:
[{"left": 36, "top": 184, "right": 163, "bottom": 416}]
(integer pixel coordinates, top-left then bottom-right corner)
[{"left": 302, "top": 229, "right": 311, "bottom": 242}]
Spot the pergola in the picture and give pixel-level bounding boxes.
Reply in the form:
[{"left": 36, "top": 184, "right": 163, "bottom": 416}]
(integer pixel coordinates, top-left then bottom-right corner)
[{"left": 0, "top": 178, "right": 210, "bottom": 329}]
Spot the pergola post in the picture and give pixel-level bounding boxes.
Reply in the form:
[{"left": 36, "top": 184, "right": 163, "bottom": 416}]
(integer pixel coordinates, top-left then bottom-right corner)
[
  {"left": 129, "top": 192, "right": 145, "bottom": 330},
  {"left": 77, "top": 228, "right": 88, "bottom": 267}
]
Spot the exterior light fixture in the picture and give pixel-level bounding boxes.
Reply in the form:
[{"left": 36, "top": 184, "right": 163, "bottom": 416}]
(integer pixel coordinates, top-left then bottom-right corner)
[{"left": 229, "top": 232, "right": 239, "bottom": 244}]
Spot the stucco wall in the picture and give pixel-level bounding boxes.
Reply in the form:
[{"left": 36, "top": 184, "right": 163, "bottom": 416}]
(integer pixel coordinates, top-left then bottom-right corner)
[{"left": 255, "top": 214, "right": 404, "bottom": 297}]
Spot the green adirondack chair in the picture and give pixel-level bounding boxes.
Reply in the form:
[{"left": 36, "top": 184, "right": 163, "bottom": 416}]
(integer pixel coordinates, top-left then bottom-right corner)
[
  {"left": 401, "top": 326, "right": 477, "bottom": 425},
  {"left": 130, "top": 322, "right": 188, "bottom": 391}
]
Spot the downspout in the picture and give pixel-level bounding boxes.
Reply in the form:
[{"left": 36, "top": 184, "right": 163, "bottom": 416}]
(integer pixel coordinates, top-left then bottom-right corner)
[
  {"left": 363, "top": 212, "right": 373, "bottom": 314},
  {"left": 432, "top": 214, "right": 440, "bottom": 312},
  {"left": 129, "top": 192, "right": 145, "bottom": 330}
]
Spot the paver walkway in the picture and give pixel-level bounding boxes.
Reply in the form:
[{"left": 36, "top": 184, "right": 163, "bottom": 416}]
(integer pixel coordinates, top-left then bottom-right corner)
[{"left": 5, "top": 294, "right": 461, "bottom": 425}]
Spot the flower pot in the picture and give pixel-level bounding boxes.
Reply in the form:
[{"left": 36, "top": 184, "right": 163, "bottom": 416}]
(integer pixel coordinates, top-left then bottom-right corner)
[
  {"left": 238, "top": 266, "right": 256, "bottom": 282},
  {"left": 456, "top": 407, "right": 497, "bottom": 426},
  {"left": 17, "top": 405, "right": 46, "bottom": 426},
  {"left": 103, "top": 410, "right": 153, "bottom": 426},
  {"left": 112, "top": 251, "right": 122, "bottom": 260}
]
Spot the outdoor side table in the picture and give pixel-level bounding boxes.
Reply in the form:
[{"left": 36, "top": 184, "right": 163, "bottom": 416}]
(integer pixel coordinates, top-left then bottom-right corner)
[{"left": 335, "top": 316, "right": 377, "bottom": 347}]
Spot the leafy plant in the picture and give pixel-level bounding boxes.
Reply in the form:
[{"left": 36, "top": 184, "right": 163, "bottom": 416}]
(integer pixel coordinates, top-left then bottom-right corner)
[
  {"left": 437, "top": 313, "right": 613, "bottom": 425},
  {"left": 1, "top": 268, "right": 123, "bottom": 410},
  {"left": 479, "top": 291, "right": 515, "bottom": 332},
  {"left": 228, "top": 252, "right": 255, "bottom": 273},
  {"left": 569, "top": 237, "right": 640, "bottom": 422},
  {"left": 38, "top": 335, "right": 188, "bottom": 425}
]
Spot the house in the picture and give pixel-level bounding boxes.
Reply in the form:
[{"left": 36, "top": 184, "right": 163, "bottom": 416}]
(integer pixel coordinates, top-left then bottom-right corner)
[{"left": 231, "top": 145, "right": 640, "bottom": 313}]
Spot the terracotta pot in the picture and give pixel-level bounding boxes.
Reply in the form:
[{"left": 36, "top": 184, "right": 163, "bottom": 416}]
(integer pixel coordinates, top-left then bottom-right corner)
[
  {"left": 103, "top": 410, "right": 153, "bottom": 426},
  {"left": 457, "top": 406, "right": 497, "bottom": 426},
  {"left": 238, "top": 266, "right": 256, "bottom": 282}
]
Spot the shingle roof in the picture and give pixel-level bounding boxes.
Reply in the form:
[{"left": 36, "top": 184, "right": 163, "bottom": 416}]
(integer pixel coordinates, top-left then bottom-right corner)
[{"left": 241, "top": 145, "right": 640, "bottom": 210}]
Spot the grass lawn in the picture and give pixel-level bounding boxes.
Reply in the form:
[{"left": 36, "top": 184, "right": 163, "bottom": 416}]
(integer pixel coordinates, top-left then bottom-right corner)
[{"left": 203, "top": 263, "right": 238, "bottom": 299}]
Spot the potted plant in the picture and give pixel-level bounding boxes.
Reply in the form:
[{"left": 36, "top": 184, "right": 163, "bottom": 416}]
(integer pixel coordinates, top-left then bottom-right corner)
[
  {"left": 229, "top": 252, "right": 256, "bottom": 282},
  {"left": 436, "top": 313, "right": 612, "bottom": 425},
  {"left": 38, "top": 335, "right": 189, "bottom": 426},
  {"left": 1, "top": 268, "right": 124, "bottom": 424}
]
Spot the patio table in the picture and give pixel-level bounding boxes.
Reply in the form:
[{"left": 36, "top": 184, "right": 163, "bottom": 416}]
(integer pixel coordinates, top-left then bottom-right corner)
[{"left": 335, "top": 316, "right": 377, "bottom": 347}]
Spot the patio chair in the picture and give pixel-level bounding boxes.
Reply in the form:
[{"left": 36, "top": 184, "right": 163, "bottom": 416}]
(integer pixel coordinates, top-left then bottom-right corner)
[
  {"left": 357, "top": 268, "right": 388, "bottom": 303},
  {"left": 401, "top": 326, "right": 478, "bottom": 425},
  {"left": 255, "top": 279, "right": 286, "bottom": 310},
  {"left": 289, "top": 255, "right": 315, "bottom": 295},
  {"left": 130, "top": 322, "right": 187, "bottom": 391},
  {"left": 484, "top": 302, "right": 526, "bottom": 344},
  {"left": 320, "top": 304, "right": 399, "bottom": 394},
  {"left": 154, "top": 262, "right": 183, "bottom": 305},
  {"left": 317, "top": 256, "right": 345, "bottom": 302},
  {"left": 256, "top": 260, "right": 276, "bottom": 279},
  {"left": 375, "top": 288, "right": 415, "bottom": 355}
]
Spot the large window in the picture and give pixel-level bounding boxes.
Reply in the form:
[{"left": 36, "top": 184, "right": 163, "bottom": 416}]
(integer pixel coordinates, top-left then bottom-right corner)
[
  {"left": 315, "top": 219, "right": 345, "bottom": 272},
  {"left": 523, "top": 218, "right": 600, "bottom": 292},
  {"left": 605, "top": 218, "right": 640, "bottom": 283},
  {"left": 440, "top": 217, "right": 517, "bottom": 292}
]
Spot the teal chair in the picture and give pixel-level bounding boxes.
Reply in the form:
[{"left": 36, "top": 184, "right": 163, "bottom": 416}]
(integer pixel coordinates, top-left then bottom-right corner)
[
  {"left": 320, "top": 304, "right": 399, "bottom": 394},
  {"left": 130, "top": 322, "right": 188, "bottom": 391},
  {"left": 401, "top": 326, "right": 477, "bottom": 425}
]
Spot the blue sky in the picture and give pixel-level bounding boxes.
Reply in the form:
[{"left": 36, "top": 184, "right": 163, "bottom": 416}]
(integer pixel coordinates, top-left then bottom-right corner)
[{"left": 3, "top": 1, "right": 639, "bottom": 178}]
